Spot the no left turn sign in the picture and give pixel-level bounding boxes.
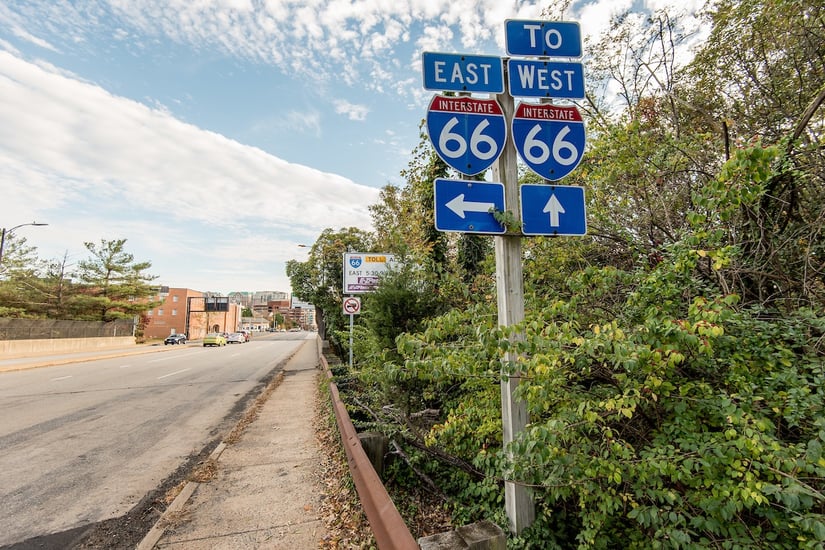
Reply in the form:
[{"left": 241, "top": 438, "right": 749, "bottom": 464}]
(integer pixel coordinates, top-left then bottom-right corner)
[{"left": 343, "top": 297, "right": 361, "bottom": 315}]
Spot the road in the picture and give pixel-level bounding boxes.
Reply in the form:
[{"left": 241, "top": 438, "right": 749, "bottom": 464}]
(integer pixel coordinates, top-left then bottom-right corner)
[{"left": 0, "top": 333, "right": 311, "bottom": 547}]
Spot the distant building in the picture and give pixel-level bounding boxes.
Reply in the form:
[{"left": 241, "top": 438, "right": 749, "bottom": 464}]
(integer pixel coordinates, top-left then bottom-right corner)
[
  {"left": 240, "top": 317, "right": 270, "bottom": 332},
  {"left": 227, "top": 290, "right": 289, "bottom": 309},
  {"left": 143, "top": 287, "right": 242, "bottom": 340},
  {"left": 265, "top": 298, "right": 315, "bottom": 330}
]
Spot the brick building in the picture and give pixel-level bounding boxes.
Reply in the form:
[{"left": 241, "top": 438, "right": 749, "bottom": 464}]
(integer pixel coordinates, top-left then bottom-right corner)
[{"left": 143, "top": 287, "right": 242, "bottom": 340}]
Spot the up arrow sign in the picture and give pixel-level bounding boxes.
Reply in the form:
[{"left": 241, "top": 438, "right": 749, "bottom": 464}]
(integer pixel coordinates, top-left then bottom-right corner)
[
  {"left": 521, "top": 184, "right": 587, "bottom": 236},
  {"left": 447, "top": 194, "right": 496, "bottom": 218},
  {"left": 543, "top": 193, "right": 565, "bottom": 226}
]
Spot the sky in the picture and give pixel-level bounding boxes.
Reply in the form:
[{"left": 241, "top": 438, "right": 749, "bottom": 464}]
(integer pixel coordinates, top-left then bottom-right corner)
[{"left": 0, "top": 0, "right": 704, "bottom": 296}]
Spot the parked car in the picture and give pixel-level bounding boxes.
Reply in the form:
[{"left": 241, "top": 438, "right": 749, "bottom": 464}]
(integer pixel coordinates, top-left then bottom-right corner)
[
  {"left": 239, "top": 330, "right": 251, "bottom": 341},
  {"left": 203, "top": 333, "right": 227, "bottom": 347},
  {"left": 226, "top": 332, "right": 245, "bottom": 344},
  {"left": 164, "top": 334, "right": 187, "bottom": 345}
]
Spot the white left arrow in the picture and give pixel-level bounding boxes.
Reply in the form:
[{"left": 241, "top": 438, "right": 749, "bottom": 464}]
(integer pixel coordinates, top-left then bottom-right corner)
[
  {"left": 543, "top": 193, "right": 565, "bottom": 227},
  {"left": 446, "top": 194, "right": 495, "bottom": 219}
]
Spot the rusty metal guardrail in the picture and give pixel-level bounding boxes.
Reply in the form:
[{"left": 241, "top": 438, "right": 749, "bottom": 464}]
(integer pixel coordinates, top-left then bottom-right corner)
[{"left": 320, "top": 349, "right": 419, "bottom": 550}]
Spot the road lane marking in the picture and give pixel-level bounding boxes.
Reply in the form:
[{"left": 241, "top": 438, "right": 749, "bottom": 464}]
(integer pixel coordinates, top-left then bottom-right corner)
[
  {"left": 149, "top": 355, "right": 181, "bottom": 363},
  {"left": 119, "top": 365, "right": 132, "bottom": 369},
  {"left": 158, "top": 368, "right": 191, "bottom": 380},
  {"left": 51, "top": 376, "right": 73, "bottom": 381}
]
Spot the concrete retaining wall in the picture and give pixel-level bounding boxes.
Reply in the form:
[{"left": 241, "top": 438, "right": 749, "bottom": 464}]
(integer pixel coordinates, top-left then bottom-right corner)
[{"left": 0, "top": 336, "right": 136, "bottom": 358}]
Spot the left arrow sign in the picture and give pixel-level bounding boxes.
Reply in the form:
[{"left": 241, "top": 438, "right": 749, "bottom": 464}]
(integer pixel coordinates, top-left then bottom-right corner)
[
  {"left": 435, "top": 178, "right": 506, "bottom": 234},
  {"left": 446, "top": 194, "right": 496, "bottom": 218}
]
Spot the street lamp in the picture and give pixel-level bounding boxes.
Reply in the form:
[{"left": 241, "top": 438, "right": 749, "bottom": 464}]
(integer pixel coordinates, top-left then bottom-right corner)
[{"left": 0, "top": 222, "right": 49, "bottom": 267}]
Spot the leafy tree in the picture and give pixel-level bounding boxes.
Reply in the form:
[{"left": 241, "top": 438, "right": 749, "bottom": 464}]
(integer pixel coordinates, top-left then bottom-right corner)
[
  {"left": 286, "top": 227, "right": 372, "bottom": 352},
  {"left": 0, "top": 232, "right": 39, "bottom": 277},
  {"left": 0, "top": 233, "right": 46, "bottom": 317},
  {"left": 1, "top": 252, "right": 75, "bottom": 319},
  {"left": 360, "top": 266, "right": 447, "bottom": 358},
  {"left": 684, "top": 0, "right": 825, "bottom": 310},
  {"left": 71, "top": 238, "right": 159, "bottom": 321},
  {"left": 398, "top": 123, "right": 451, "bottom": 270}
]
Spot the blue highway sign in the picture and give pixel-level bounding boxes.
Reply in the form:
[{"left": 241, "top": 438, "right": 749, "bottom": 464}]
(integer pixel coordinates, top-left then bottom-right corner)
[
  {"left": 512, "top": 102, "right": 586, "bottom": 181},
  {"left": 520, "top": 184, "right": 587, "bottom": 236},
  {"left": 505, "top": 20, "right": 582, "bottom": 57},
  {"left": 507, "top": 59, "right": 585, "bottom": 99},
  {"left": 426, "top": 95, "right": 507, "bottom": 175},
  {"left": 434, "top": 179, "right": 506, "bottom": 234},
  {"left": 422, "top": 52, "right": 504, "bottom": 93}
]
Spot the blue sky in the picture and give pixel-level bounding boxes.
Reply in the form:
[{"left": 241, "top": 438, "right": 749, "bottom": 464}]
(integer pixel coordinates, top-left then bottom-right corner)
[{"left": 0, "top": 0, "right": 702, "bottom": 295}]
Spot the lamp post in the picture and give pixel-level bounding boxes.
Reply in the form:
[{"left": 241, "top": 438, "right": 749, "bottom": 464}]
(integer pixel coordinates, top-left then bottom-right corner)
[{"left": 0, "top": 222, "right": 49, "bottom": 267}]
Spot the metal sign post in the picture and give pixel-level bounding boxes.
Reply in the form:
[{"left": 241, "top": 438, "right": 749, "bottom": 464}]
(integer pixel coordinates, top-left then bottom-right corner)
[{"left": 343, "top": 296, "right": 361, "bottom": 368}]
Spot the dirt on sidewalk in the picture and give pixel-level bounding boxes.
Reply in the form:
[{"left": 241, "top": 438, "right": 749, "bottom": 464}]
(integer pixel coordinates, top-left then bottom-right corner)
[{"left": 144, "top": 339, "right": 372, "bottom": 549}]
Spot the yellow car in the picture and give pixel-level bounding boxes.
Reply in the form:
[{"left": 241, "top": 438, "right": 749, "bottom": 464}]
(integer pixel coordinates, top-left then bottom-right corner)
[{"left": 203, "top": 332, "right": 227, "bottom": 347}]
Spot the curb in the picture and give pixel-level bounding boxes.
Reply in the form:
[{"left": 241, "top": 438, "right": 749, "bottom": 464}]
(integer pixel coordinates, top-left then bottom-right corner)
[{"left": 136, "top": 442, "right": 228, "bottom": 550}]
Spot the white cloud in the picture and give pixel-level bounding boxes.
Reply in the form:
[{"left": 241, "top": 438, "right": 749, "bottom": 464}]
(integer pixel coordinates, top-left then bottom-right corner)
[
  {"left": 282, "top": 110, "right": 324, "bottom": 137},
  {"left": 10, "top": 26, "right": 59, "bottom": 52},
  {"left": 2, "top": 1, "right": 545, "bottom": 99},
  {"left": 333, "top": 99, "right": 369, "bottom": 121},
  {"left": 0, "top": 50, "right": 378, "bottom": 292},
  {"left": 2, "top": 1, "right": 705, "bottom": 107},
  {"left": 576, "top": 0, "right": 634, "bottom": 42}
]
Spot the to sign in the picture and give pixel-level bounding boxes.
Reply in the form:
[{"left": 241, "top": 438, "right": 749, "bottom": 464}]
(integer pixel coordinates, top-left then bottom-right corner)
[
  {"left": 343, "top": 297, "right": 361, "bottom": 315},
  {"left": 512, "top": 103, "right": 585, "bottom": 181},
  {"left": 520, "top": 184, "right": 587, "bottom": 236},
  {"left": 434, "top": 178, "right": 506, "bottom": 234},
  {"left": 422, "top": 52, "right": 504, "bottom": 94},
  {"left": 426, "top": 95, "right": 507, "bottom": 175},
  {"left": 505, "top": 20, "right": 582, "bottom": 57},
  {"left": 507, "top": 59, "right": 585, "bottom": 99}
]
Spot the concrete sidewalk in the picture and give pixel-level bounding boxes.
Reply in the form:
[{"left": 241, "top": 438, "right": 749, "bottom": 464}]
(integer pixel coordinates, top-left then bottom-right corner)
[{"left": 141, "top": 339, "right": 328, "bottom": 549}]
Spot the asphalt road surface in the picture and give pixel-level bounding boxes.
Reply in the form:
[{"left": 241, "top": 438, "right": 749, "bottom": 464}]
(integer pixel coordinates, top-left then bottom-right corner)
[{"left": 0, "top": 333, "right": 310, "bottom": 547}]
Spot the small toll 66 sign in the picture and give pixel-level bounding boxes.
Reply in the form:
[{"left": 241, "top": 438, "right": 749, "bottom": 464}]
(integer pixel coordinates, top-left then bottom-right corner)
[
  {"left": 512, "top": 102, "right": 585, "bottom": 181},
  {"left": 343, "top": 253, "right": 395, "bottom": 294},
  {"left": 426, "top": 95, "right": 507, "bottom": 175}
]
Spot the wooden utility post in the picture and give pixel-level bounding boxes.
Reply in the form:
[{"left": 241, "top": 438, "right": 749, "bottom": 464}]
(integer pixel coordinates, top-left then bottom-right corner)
[{"left": 492, "top": 67, "right": 535, "bottom": 534}]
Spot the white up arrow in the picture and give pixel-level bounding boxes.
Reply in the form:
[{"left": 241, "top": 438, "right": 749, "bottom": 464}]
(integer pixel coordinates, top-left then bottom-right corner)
[
  {"left": 543, "top": 193, "right": 565, "bottom": 226},
  {"left": 446, "top": 194, "right": 495, "bottom": 219}
]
